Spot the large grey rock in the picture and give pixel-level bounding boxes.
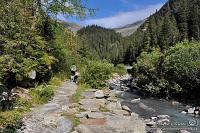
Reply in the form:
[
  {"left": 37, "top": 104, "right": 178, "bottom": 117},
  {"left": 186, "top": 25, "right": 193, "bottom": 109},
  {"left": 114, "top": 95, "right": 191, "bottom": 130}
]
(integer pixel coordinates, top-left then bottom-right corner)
[
  {"left": 94, "top": 90, "right": 105, "bottom": 98},
  {"left": 79, "top": 99, "right": 103, "bottom": 111},
  {"left": 106, "top": 115, "right": 146, "bottom": 133},
  {"left": 106, "top": 101, "right": 121, "bottom": 111}
]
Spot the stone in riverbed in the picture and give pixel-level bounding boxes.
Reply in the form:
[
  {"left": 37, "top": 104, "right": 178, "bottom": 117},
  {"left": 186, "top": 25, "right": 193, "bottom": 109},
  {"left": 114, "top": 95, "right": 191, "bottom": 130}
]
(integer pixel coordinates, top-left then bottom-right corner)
[
  {"left": 181, "top": 110, "right": 187, "bottom": 114},
  {"left": 157, "top": 115, "right": 170, "bottom": 119},
  {"left": 145, "top": 119, "right": 156, "bottom": 127},
  {"left": 94, "top": 90, "right": 104, "bottom": 98},
  {"left": 122, "top": 105, "right": 131, "bottom": 112},
  {"left": 131, "top": 98, "right": 141, "bottom": 103},
  {"left": 180, "top": 130, "right": 190, "bottom": 133},
  {"left": 139, "top": 103, "right": 155, "bottom": 112},
  {"left": 157, "top": 119, "right": 170, "bottom": 125},
  {"left": 106, "top": 102, "right": 122, "bottom": 111},
  {"left": 187, "top": 107, "right": 195, "bottom": 114}
]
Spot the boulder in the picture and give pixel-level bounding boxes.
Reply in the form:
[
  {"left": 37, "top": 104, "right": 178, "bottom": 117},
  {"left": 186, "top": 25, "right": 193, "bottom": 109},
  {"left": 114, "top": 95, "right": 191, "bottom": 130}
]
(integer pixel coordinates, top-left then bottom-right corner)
[
  {"left": 181, "top": 111, "right": 187, "bottom": 114},
  {"left": 151, "top": 117, "right": 157, "bottom": 120},
  {"left": 157, "top": 119, "right": 170, "bottom": 125},
  {"left": 157, "top": 115, "right": 170, "bottom": 119},
  {"left": 94, "top": 90, "right": 104, "bottom": 99},
  {"left": 187, "top": 107, "right": 195, "bottom": 114},
  {"left": 194, "top": 110, "right": 199, "bottom": 115},
  {"left": 131, "top": 98, "right": 141, "bottom": 103},
  {"left": 122, "top": 105, "right": 131, "bottom": 112},
  {"left": 171, "top": 101, "right": 180, "bottom": 105}
]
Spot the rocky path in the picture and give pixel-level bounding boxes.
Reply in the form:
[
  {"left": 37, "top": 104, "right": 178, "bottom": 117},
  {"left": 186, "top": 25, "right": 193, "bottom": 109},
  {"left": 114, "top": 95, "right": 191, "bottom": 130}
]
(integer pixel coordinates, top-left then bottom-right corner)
[{"left": 18, "top": 81, "right": 77, "bottom": 133}]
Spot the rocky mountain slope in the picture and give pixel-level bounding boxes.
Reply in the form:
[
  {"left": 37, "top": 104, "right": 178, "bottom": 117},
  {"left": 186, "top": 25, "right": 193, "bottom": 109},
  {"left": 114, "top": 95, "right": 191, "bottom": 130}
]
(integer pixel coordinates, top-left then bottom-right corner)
[{"left": 114, "top": 20, "right": 144, "bottom": 37}]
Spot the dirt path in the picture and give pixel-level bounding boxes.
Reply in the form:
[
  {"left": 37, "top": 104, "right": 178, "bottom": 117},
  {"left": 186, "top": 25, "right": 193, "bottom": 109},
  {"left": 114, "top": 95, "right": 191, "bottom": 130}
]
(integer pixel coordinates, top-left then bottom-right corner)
[{"left": 18, "top": 81, "right": 77, "bottom": 133}]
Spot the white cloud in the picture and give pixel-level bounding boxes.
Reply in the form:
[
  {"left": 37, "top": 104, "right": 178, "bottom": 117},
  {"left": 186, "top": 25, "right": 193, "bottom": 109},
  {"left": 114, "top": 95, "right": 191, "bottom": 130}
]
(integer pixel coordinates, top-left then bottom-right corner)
[{"left": 83, "top": 3, "right": 163, "bottom": 28}]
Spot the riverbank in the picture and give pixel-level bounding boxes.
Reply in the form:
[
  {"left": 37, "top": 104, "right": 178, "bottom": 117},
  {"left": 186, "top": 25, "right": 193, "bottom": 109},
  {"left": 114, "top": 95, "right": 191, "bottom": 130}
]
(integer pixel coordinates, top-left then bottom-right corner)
[{"left": 69, "top": 84, "right": 146, "bottom": 133}]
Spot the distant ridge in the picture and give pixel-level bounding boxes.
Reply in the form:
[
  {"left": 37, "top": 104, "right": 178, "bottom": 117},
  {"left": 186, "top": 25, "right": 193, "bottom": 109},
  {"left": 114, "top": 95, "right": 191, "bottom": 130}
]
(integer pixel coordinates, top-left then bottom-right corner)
[
  {"left": 58, "top": 20, "right": 81, "bottom": 32},
  {"left": 114, "top": 20, "right": 145, "bottom": 37}
]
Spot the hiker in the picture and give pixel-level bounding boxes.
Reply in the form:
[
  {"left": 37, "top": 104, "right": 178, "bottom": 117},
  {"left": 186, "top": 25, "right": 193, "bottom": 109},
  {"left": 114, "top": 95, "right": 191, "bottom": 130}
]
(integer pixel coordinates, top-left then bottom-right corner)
[{"left": 70, "top": 65, "right": 79, "bottom": 83}]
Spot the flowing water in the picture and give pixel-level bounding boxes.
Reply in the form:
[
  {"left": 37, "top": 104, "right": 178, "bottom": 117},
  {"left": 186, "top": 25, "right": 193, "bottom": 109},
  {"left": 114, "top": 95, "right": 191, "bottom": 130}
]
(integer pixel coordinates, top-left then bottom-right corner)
[{"left": 119, "top": 90, "right": 200, "bottom": 133}]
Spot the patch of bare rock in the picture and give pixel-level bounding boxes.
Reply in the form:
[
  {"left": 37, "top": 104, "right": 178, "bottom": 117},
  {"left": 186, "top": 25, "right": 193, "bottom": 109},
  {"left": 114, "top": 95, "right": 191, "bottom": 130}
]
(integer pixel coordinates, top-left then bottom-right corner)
[{"left": 71, "top": 88, "right": 146, "bottom": 133}]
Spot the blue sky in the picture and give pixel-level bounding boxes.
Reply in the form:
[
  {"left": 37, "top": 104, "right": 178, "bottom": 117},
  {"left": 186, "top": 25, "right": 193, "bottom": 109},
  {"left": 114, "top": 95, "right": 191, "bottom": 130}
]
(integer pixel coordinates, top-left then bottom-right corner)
[{"left": 60, "top": 0, "right": 167, "bottom": 28}]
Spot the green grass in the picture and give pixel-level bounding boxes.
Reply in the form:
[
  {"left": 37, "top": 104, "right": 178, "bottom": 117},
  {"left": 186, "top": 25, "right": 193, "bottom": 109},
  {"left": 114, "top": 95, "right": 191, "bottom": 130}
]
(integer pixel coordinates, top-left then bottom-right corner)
[{"left": 72, "top": 84, "right": 90, "bottom": 103}]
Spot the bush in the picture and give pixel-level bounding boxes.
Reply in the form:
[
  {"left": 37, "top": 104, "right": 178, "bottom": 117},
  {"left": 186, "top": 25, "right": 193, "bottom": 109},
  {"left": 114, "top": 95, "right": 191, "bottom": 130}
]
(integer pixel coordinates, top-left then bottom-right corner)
[
  {"left": 113, "top": 64, "right": 127, "bottom": 76},
  {"left": 133, "top": 41, "right": 200, "bottom": 96},
  {"left": 132, "top": 48, "right": 165, "bottom": 94},
  {"left": 80, "top": 61, "right": 113, "bottom": 88},
  {"left": 30, "top": 85, "right": 54, "bottom": 104},
  {"left": 163, "top": 41, "right": 200, "bottom": 91},
  {"left": 0, "top": 110, "right": 22, "bottom": 132}
]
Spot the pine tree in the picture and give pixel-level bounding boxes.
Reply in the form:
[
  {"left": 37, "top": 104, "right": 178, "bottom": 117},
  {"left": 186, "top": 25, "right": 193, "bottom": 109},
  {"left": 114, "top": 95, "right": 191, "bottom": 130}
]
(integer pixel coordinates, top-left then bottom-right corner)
[
  {"left": 189, "top": 5, "right": 200, "bottom": 40},
  {"left": 176, "top": 0, "right": 188, "bottom": 40}
]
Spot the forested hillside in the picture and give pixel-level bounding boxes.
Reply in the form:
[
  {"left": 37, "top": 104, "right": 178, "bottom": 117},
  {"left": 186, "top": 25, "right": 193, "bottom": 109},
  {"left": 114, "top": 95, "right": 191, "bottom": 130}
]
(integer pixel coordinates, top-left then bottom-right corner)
[
  {"left": 125, "top": 0, "right": 200, "bottom": 61},
  {"left": 127, "top": 0, "right": 200, "bottom": 100},
  {"left": 77, "top": 25, "right": 126, "bottom": 64}
]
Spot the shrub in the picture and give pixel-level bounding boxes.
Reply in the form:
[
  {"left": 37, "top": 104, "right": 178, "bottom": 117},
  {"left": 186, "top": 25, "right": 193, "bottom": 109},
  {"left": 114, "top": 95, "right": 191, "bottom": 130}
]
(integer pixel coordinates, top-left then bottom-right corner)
[
  {"left": 132, "top": 48, "right": 164, "bottom": 94},
  {"left": 80, "top": 61, "right": 113, "bottom": 88},
  {"left": 0, "top": 110, "right": 22, "bottom": 132},
  {"left": 133, "top": 41, "right": 200, "bottom": 96},
  {"left": 163, "top": 41, "right": 200, "bottom": 91},
  {"left": 113, "top": 64, "right": 127, "bottom": 76},
  {"left": 30, "top": 85, "right": 54, "bottom": 104}
]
